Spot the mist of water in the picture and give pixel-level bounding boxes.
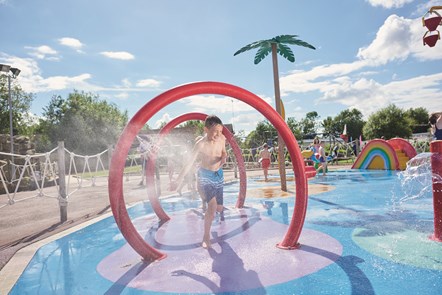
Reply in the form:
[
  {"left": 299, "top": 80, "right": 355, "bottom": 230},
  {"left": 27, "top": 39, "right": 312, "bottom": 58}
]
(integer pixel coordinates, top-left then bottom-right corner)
[{"left": 396, "top": 152, "right": 442, "bottom": 203}]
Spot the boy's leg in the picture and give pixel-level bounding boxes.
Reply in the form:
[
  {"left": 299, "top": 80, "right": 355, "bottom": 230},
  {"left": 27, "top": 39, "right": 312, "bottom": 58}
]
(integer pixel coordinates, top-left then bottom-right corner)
[{"left": 203, "top": 197, "right": 217, "bottom": 248}]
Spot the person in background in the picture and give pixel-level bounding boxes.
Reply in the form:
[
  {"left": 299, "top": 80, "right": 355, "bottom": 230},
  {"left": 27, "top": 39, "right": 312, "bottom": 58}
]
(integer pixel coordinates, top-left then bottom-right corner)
[
  {"left": 316, "top": 140, "right": 327, "bottom": 176},
  {"left": 429, "top": 112, "right": 442, "bottom": 140},
  {"left": 137, "top": 137, "right": 161, "bottom": 196},
  {"left": 258, "top": 143, "right": 271, "bottom": 181}
]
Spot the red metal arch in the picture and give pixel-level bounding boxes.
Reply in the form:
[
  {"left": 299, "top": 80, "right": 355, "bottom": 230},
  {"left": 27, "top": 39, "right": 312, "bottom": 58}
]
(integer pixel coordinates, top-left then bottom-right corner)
[{"left": 108, "top": 81, "right": 307, "bottom": 261}]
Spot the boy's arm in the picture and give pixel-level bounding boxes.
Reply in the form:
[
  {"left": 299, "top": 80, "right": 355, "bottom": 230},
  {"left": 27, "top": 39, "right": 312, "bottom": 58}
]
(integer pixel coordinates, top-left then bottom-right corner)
[{"left": 219, "top": 137, "right": 228, "bottom": 169}]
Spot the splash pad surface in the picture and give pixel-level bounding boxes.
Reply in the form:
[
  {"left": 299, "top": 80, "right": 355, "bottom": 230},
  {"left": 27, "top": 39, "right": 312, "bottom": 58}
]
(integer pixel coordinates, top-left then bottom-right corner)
[{"left": 8, "top": 169, "right": 442, "bottom": 294}]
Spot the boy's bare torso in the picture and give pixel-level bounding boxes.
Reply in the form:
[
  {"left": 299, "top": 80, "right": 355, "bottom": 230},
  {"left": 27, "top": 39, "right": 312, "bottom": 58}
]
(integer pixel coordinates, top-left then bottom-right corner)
[{"left": 196, "top": 135, "right": 226, "bottom": 171}]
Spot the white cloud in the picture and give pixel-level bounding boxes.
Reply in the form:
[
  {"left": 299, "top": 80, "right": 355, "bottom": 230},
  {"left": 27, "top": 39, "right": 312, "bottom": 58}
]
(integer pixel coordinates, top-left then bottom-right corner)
[
  {"left": 312, "top": 73, "right": 442, "bottom": 117},
  {"left": 285, "top": 61, "right": 368, "bottom": 83},
  {"left": 136, "top": 78, "right": 161, "bottom": 88},
  {"left": 365, "top": 0, "right": 414, "bottom": 9},
  {"left": 25, "top": 45, "right": 59, "bottom": 60},
  {"left": 180, "top": 94, "right": 272, "bottom": 114},
  {"left": 58, "top": 37, "right": 84, "bottom": 52},
  {"left": 154, "top": 113, "right": 171, "bottom": 128},
  {"left": 279, "top": 13, "right": 442, "bottom": 118},
  {"left": 100, "top": 51, "right": 135, "bottom": 60},
  {"left": 121, "top": 78, "right": 132, "bottom": 88},
  {"left": 357, "top": 15, "right": 414, "bottom": 65},
  {"left": 177, "top": 94, "right": 275, "bottom": 133},
  {"left": 40, "top": 74, "right": 92, "bottom": 91},
  {"left": 1, "top": 53, "right": 101, "bottom": 92},
  {"left": 115, "top": 92, "right": 129, "bottom": 100},
  {"left": 232, "top": 112, "right": 269, "bottom": 131},
  {"left": 414, "top": 0, "right": 441, "bottom": 16},
  {"left": 1, "top": 53, "right": 168, "bottom": 96},
  {"left": 357, "top": 15, "right": 442, "bottom": 64}
]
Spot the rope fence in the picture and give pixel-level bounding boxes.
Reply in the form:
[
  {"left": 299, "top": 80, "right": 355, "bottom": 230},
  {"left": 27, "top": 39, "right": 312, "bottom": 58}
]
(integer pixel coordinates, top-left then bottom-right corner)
[{"left": 0, "top": 137, "right": 432, "bottom": 212}]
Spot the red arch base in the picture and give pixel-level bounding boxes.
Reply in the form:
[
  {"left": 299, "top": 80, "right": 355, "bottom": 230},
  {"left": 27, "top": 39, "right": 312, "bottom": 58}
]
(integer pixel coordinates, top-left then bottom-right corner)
[{"left": 108, "top": 81, "right": 308, "bottom": 262}]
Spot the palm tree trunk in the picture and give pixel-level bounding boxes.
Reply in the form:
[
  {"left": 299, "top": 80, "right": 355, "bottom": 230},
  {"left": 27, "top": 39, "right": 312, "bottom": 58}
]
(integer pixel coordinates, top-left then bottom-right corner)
[{"left": 271, "top": 43, "right": 287, "bottom": 192}]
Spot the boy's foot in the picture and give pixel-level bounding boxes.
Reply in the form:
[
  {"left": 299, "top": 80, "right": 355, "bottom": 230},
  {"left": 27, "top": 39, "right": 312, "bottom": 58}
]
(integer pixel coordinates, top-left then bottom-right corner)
[{"left": 202, "top": 239, "right": 211, "bottom": 249}]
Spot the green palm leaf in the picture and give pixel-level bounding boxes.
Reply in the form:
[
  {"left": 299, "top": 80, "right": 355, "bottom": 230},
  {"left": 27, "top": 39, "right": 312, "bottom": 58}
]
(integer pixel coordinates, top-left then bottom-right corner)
[
  {"left": 234, "top": 34, "right": 315, "bottom": 65},
  {"left": 276, "top": 44, "right": 295, "bottom": 63},
  {"left": 254, "top": 42, "right": 272, "bottom": 64},
  {"left": 274, "top": 34, "right": 316, "bottom": 50},
  {"left": 233, "top": 39, "right": 270, "bottom": 56}
]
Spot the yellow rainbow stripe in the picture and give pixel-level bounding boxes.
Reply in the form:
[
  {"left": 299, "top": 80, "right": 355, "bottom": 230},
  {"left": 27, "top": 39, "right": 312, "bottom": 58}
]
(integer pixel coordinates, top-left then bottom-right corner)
[{"left": 352, "top": 139, "right": 399, "bottom": 170}]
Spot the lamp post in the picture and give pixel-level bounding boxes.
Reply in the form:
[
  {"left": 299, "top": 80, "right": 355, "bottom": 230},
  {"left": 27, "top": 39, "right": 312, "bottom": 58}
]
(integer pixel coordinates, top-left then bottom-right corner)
[{"left": 0, "top": 64, "right": 21, "bottom": 179}]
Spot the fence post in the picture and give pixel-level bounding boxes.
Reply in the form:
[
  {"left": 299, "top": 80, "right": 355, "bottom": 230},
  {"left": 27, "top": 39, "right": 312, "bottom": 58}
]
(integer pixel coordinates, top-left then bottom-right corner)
[
  {"left": 355, "top": 139, "right": 360, "bottom": 156},
  {"left": 107, "top": 145, "right": 113, "bottom": 172},
  {"left": 57, "top": 141, "right": 67, "bottom": 223}
]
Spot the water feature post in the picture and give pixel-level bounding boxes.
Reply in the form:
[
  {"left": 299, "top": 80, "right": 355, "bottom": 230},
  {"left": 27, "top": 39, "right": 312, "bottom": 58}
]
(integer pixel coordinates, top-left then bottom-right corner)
[
  {"left": 430, "top": 140, "right": 442, "bottom": 242},
  {"left": 57, "top": 141, "right": 67, "bottom": 223}
]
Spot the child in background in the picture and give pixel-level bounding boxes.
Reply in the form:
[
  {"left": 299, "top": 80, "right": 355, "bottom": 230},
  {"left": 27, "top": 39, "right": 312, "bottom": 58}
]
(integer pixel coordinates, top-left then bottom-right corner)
[
  {"left": 259, "top": 143, "right": 271, "bottom": 181},
  {"left": 316, "top": 141, "right": 327, "bottom": 176}
]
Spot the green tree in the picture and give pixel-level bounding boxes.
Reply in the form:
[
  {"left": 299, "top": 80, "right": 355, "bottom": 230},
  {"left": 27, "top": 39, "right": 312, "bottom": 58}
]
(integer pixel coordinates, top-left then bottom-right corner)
[
  {"left": 233, "top": 130, "right": 246, "bottom": 149},
  {"left": 321, "top": 116, "right": 335, "bottom": 137},
  {"left": 332, "top": 109, "right": 365, "bottom": 140},
  {"left": 300, "top": 111, "right": 319, "bottom": 137},
  {"left": 234, "top": 35, "right": 315, "bottom": 191},
  {"left": 37, "top": 91, "right": 128, "bottom": 154},
  {"left": 180, "top": 120, "right": 204, "bottom": 136},
  {"left": 363, "top": 104, "right": 412, "bottom": 140},
  {"left": 287, "top": 117, "right": 302, "bottom": 140},
  {"left": 0, "top": 75, "right": 35, "bottom": 136},
  {"left": 244, "top": 120, "right": 276, "bottom": 148},
  {"left": 404, "top": 107, "right": 429, "bottom": 133}
]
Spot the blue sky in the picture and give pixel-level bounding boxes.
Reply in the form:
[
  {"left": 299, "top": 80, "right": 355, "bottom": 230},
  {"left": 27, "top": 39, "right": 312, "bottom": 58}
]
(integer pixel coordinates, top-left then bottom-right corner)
[{"left": 1, "top": 0, "right": 441, "bottom": 134}]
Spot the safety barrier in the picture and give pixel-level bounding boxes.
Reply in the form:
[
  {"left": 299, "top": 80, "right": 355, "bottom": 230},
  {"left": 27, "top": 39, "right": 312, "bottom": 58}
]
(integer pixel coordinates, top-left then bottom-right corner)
[{"left": 0, "top": 137, "right": 431, "bottom": 210}]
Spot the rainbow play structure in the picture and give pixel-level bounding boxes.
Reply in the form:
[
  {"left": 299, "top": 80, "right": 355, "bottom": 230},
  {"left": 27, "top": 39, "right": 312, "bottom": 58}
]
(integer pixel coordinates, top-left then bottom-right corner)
[{"left": 352, "top": 138, "right": 417, "bottom": 170}]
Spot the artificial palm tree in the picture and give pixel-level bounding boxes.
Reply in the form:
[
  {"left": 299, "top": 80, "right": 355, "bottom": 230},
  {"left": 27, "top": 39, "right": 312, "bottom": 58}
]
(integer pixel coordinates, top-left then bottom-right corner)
[{"left": 234, "top": 35, "right": 315, "bottom": 191}]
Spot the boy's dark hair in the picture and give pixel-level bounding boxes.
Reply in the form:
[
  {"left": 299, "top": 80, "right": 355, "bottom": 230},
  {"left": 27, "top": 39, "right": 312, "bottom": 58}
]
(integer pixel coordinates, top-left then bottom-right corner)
[
  {"left": 205, "top": 115, "right": 223, "bottom": 128},
  {"left": 429, "top": 114, "right": 438, "bottom": 125}
]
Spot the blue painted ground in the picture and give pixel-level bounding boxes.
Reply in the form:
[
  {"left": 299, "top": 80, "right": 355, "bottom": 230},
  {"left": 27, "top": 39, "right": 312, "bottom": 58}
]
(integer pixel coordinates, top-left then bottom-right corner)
[{"left": 9, "top": 169, "right": 442, "bottom": 294}]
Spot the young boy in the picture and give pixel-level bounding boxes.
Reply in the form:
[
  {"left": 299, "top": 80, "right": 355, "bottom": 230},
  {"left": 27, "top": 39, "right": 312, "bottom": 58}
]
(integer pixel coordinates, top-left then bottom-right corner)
[
  {"left": 176, "top": 115, "right": 227, "bottom": 249},
  {"left": 258, "top": 143, "right": 271, "bottom": 181}
]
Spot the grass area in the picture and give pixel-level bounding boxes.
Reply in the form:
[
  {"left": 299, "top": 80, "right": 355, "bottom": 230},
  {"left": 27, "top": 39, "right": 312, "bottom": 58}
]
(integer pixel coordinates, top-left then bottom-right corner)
[
  {"left": 72, "top": 165, "right": 142, "bottom": 179},
  {"left": 333, "top": 158, "right": 355, "bottom": 165}
]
